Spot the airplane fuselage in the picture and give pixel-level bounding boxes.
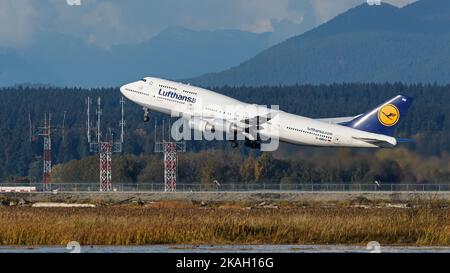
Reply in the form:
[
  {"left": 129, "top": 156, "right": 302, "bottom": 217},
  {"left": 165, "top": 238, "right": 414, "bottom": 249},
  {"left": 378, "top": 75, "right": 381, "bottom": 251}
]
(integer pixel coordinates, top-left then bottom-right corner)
[{"left": 120, "top": 77, "right": 397, "bottom": 149}]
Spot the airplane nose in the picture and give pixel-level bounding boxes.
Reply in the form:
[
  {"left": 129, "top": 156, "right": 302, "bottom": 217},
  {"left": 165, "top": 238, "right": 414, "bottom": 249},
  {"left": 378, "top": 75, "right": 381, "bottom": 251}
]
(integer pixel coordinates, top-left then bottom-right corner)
[
  {"left": 120, "top": 81, "right": 141, "bottom": 100},
  {"left": 120, "top": 84, "right": 127, "bottom": 96},
  {"left": 120, "top": 83, "right": 133, "bottom": 100}
]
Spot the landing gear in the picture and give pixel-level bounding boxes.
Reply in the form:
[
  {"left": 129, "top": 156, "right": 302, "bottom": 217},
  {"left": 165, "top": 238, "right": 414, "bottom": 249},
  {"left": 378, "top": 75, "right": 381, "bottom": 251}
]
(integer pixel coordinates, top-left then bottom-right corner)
[
  {"left": 244, "top": 139, "right": 261, "bottom": 149},
  {"left": 230, "top": 130, "right": 238, "bottom": 148},
  {"left": 143, "top": 107, "right": 150, "bottom": 122}
]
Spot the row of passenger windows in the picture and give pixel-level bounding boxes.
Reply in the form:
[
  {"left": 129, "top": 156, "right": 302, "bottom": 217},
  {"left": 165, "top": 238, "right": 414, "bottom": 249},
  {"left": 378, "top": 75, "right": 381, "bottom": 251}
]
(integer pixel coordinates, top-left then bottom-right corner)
[
  {"left": 205, "top": 107, "right": 235, "bottom": 116},
  {"left": 205, "top": 106, "right": 218, "bottom": 112},
  {"left": 126, "top": 88, "right": 149, "bottom": 96},
  {"left": 159, "top": 84, "right": 177, "bottom": 91},
  {"left": 159, "top": 96, "right": 185, "bottom": 105},
  {"left": 287, "top": 126, "right": 332, "bottom": 140},
  {"left": 183, "top": 89, "right": 197, "bottom": 95}
]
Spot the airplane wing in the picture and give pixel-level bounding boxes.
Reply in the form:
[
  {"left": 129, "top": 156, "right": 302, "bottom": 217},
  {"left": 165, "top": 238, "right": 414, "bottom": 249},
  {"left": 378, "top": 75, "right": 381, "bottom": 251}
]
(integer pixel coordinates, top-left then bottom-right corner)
[
  {"left": 316, "top": 114, "right": 361, "bottom": 124},
  {"left": 239, "top": 112, "right": 279, "bottom": 140},
  {"left": 240, "top": 112, "right": 277, "bottom": 127},
  {"left": 189, "top": 110, "right": 279, "bottom": 142},
  {"left": 193, "top": 111, "right": 277, "bottom": 129}
]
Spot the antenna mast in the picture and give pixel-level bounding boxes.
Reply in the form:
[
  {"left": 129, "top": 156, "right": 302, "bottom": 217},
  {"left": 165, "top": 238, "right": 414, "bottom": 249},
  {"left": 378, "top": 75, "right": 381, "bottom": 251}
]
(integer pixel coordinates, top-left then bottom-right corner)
[
  {"left": 86, "top": 96, "right": 126, "bottom": 192},
  {"left": 97, "top": 97, "right": 101, "bottom": 143},
  {"left": 86, "top": 97, "right": 91, "bottom": 143},
  {"left": 31, "top": 111, "right": 65, "bottom": 190},
  {"left": 120, "top": 96, "right": 125, "bottom": 143}
]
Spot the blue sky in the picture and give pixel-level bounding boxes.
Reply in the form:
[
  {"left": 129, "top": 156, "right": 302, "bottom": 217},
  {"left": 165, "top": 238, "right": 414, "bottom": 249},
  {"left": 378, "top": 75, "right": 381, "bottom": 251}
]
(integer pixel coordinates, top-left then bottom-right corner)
[{"left": 0, "top": 0, "right": 417, "bottom": 49}]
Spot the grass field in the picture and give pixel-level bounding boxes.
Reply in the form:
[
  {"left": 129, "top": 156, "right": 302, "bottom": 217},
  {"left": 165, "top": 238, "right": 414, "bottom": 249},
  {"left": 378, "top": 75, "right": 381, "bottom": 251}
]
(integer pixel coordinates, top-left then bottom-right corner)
[{"left": 0, "top": 200, "right": 449, "bottom": 246}]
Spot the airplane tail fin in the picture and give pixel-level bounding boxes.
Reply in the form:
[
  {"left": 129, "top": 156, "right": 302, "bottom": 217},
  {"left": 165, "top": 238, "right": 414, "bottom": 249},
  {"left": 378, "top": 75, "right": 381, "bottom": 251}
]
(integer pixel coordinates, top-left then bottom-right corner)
[{"left": 340, "top": 95, "right": 413, "bottom": 136}]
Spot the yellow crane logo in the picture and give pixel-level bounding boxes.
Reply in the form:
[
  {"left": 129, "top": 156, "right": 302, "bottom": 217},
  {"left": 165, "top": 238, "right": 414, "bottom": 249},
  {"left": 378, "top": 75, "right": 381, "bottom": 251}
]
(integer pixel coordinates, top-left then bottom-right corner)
[{"left": 378, "top": 104, "right": 400, "bottom": 126}]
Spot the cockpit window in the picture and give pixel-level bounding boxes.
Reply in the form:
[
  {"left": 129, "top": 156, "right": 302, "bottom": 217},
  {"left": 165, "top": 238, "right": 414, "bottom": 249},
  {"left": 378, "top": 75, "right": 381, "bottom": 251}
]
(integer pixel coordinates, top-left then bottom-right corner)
[{"left": 141, "top": 78, "right": 147, "bottom": 82}]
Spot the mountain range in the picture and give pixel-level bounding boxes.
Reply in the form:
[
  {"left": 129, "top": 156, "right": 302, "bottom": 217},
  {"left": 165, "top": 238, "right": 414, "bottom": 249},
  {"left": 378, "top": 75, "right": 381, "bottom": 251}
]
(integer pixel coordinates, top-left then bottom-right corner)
[
  {"left": 1, "top": 0, "right": 448, "bottom": 88},
  {"left": 0, "top": 27, "right": 282, "bottom": 87},
  {"left": 190, "top": 0, "right": 450, "bottom": 86}
]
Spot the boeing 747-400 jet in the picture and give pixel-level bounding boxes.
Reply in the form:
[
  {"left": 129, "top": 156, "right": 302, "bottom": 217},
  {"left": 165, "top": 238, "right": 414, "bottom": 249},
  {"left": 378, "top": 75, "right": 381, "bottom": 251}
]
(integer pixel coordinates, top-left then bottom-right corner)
[{"left": 120, "top": 77, "right": 413, "bottom": 150}]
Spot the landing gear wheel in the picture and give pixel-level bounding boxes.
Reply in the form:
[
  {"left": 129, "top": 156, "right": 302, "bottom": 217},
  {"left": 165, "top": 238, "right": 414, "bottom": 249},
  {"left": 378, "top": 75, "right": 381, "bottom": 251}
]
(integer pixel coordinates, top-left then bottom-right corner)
[
  {"left": 143, "top": 107, "right": 150, "bottom": 122},
  {"left": 231, "top": 141, "right": 238, "bottom": 148}
]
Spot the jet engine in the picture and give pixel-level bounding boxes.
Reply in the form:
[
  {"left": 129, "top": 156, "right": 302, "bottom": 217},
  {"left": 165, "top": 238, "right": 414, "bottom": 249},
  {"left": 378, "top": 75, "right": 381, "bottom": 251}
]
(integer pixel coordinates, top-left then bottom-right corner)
[{"left": 188, "top": 119, "right": 214, "bottom": 133}]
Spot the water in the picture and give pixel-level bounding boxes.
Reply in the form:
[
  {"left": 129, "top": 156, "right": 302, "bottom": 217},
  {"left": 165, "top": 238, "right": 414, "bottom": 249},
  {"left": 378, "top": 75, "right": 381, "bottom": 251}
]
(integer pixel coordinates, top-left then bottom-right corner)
[{"left": 1, "top": 244, "right": 450, "bottom": 253}]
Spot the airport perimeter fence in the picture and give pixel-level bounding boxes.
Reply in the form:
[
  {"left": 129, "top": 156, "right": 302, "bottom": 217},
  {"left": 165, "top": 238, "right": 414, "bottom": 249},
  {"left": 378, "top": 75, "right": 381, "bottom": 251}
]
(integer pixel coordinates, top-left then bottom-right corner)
[{"left": 1, "top": 183, "right": 450, "bottom": 192}]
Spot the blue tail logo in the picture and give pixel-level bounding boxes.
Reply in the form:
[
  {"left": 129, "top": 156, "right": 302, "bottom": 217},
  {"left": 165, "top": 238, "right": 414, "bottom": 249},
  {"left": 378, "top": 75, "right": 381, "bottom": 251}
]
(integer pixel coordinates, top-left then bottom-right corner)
[{"left": 341, "top": 95, "right": 413, "bottom": 136}]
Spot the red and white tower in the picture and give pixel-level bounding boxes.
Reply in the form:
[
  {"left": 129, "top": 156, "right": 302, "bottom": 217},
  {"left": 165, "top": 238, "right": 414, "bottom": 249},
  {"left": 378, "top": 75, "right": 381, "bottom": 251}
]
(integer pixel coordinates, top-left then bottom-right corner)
[
  {"left": 163, "top": 142, "right": 177, "bottom": 191},
  {"left": 30, "top": 112, "right": 65, "bottom": 190},
  {"left": 155, "top": 120, "right": 185, "bottom": 192},
  {"left": 41, "top": 113, "right": 52, "bottom": 185},
  {"left": 86, "top": 97, "right": 125, "bottom": 192},
  {"left": 99, "top": 141, "right": 113, "bottom": 192}
]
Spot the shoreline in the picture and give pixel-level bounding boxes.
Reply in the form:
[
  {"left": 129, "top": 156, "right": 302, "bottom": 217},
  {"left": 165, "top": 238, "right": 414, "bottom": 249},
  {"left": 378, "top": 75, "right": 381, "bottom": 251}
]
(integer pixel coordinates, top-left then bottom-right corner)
[{"left": 1, "top": 244, "right": 450, "bottom": 253}]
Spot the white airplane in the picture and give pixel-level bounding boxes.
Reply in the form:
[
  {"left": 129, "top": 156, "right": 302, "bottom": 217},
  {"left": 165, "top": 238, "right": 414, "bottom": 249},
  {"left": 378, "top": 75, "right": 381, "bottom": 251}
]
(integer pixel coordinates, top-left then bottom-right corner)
[{"left": 120, "top": 77, "right": 413, "bottom": 150}]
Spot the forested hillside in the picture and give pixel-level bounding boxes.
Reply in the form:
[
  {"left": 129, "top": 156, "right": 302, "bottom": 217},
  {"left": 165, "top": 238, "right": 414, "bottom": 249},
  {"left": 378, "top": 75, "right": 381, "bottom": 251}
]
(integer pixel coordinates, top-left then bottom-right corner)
[{"left": 0, "top": 83, "right": 449, "bottom": 182}]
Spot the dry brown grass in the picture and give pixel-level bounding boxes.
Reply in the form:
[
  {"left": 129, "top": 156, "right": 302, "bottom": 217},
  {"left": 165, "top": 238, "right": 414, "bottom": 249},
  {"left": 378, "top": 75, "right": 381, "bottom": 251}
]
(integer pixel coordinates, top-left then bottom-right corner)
[
  {"left": 144, "top": 201, "right": 197, "bottom": 209},
  {"left": 0, "top": 202, "right": 449, "bottom": 246}
]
